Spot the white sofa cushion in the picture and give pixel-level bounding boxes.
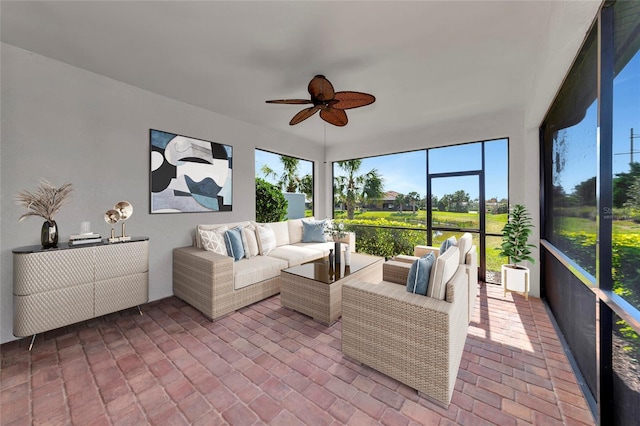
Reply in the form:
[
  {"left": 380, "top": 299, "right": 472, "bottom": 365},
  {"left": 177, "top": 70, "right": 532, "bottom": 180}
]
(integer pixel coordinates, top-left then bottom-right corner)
[
  {"left": 288, "top": 217, "right": 309, "bottom": 244},
  {"left": 427, "top": 247, "right": 459, "bottom": 300},
  {"left": 255, "top": 224, "right": 277, "bottom": 255},
  {"left": 292, "top": 241, "right": 335, "bottom": 256},
  {"left": 233, "top": 256, "right": 288, "bottom": 290},
  {"left": 199, "top": 227, "right": 228, "bottom": 256},
  {"left": 268, "top": 221, "right": 290, "bottom": 247},
  {"left": 267, "top": 245, "right": 325, "bottom": 267}
]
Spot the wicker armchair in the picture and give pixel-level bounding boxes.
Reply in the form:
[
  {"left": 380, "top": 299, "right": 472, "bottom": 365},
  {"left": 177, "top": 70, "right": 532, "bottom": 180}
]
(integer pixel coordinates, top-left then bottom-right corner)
[
  {"left": 342, "top": 248, "right": 469, "bottom": 408},
  {"left": 394, "top": 232, "right": 478, "bottom": 323}
]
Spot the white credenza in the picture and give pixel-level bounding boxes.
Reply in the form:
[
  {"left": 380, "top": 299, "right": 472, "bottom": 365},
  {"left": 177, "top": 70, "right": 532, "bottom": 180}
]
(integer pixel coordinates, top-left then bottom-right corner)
[{"left": 13, "top": 238, "right": 149, "bottom": 339}]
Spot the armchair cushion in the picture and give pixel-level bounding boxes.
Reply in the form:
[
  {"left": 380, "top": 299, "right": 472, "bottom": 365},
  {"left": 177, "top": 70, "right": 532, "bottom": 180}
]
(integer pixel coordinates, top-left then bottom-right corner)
[
  {"left": 457, "top": 233, "right": 473, "bottom": 264},
  {"left": 406, "top": 253, "right": 435, "bottom": 295},
  {"left": 427, "top": 247, "right": 459, "bottom": 300}
]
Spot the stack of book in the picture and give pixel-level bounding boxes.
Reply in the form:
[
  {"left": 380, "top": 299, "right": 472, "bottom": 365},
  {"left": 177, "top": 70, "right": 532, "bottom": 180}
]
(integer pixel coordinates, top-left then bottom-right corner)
[{"left": 69, "top": 233, "right": 102, "bottom": 246}]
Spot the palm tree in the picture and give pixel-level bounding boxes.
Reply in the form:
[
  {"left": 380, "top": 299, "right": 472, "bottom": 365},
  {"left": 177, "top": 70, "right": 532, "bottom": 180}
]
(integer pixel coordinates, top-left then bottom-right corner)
[
  {"left": 335, "top": 160, "right": 385, "bottom": 219},
  {"left": 395, "top": 193, "right": 406, "bottom": 212},
  {"left": 406, "top": 191, "right": 421, "bottom": 213},
  {"left": 261, "top": 156, "right": 300, "bottom": 192},
  {"left": 299, "top": 174, "right": 313, "bottom": 204}
]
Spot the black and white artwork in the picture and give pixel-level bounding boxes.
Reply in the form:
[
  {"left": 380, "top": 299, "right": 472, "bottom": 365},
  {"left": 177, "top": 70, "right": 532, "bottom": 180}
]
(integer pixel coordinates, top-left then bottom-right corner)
[{"left": 150, "top": 129, "right": 232, "bottom": 213}]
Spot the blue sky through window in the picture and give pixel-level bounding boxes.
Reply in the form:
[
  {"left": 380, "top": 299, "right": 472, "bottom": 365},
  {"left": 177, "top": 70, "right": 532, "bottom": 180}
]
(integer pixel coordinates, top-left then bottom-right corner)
[
  {"left": 255, "top": 150, "right": 313, "bottom": 188},
  {"left": 256, "top": 141, "right": 508, "bottom": 201}
]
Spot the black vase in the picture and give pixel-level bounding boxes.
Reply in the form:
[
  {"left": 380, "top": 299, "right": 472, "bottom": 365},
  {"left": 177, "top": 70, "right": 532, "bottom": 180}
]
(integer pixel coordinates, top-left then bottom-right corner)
[
  {"left": 334, "top": 242, "right": 341, "bottom": 266},
  {"left": 41, "top": 220, "right": 58, "bottom": 248}
]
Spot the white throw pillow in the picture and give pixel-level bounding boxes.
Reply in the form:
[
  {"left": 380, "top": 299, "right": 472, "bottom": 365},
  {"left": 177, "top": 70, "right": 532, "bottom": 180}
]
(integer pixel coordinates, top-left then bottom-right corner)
[
  {"left": 199, "top": 227, "right": 228, "bottom": 256},
  {"left": 255, "top": 224, "right": 276, "bottom": 255},
  {"left": 243, "top": 225, "right": 260, "bottom": 258}
]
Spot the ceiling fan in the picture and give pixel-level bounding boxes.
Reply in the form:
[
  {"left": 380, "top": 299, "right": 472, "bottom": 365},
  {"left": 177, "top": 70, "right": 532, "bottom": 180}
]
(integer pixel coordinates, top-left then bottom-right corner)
[{"left": 266, "top": 75, "right": 375, "bottom": 127}]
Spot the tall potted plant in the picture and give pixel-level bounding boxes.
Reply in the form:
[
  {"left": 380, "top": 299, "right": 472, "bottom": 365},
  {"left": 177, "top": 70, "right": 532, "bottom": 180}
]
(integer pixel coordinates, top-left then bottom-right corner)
[{"left": 498, "top": 204, "right": 535, "bottom": 299}]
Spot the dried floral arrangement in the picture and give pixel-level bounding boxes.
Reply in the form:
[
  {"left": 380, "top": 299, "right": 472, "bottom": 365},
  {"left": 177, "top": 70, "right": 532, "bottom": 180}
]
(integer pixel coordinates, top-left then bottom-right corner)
[{"left": 15, "top": 179, "right": 74, "bottom": 223}]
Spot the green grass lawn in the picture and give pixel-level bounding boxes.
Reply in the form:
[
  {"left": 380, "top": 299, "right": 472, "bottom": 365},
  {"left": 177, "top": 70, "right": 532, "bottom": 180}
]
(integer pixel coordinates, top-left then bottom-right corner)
[{"left": 331, "top": 209, "right": 639, "bottom": 275}]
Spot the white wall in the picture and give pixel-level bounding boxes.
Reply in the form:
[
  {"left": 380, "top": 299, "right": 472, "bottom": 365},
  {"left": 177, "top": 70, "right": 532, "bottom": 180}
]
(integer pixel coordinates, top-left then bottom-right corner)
[{"left": 0, "top": 44, "right": 323, "bottom": 344}]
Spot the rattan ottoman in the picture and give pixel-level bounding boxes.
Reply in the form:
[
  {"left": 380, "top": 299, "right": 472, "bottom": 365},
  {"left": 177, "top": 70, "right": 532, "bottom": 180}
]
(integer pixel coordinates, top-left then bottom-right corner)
[{"left": 280, "top": 252, "right": 383, "bottom": 325}]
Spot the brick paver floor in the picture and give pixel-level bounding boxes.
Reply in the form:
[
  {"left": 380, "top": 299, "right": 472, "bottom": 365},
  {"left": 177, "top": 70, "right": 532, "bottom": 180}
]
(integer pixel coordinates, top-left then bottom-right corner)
[{"left": 0, "top": 284, "right": 595, "bottom": 425}]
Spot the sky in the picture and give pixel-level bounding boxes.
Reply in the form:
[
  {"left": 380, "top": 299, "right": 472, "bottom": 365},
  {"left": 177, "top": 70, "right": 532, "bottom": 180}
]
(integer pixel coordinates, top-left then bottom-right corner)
[
  {"left": 255, "top": 149, "right": 313, "bottom": 186},
  {"left": 256, "top": 140, "right": 509, "bottom": 202},
  {"left": 554, "top": 46, "right": 639, "bottom": 193}
]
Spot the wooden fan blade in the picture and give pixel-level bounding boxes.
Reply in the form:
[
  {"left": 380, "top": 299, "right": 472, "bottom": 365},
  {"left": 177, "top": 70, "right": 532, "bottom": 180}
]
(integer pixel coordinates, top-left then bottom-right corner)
[
  {"left": 266, "top": 99, "right": 313, "bottom": 104},
  {"left": 308, "top": 75, "right": 335, "bottom": 102},
  {"left": 290, "top": 106, "right": 320, "bottom": 125},
  {"left": 320, "top": 108, "right": 348, "bottom": 127},
  {"left": 332, "top": 92, "right": 376, "bottom": 110}
]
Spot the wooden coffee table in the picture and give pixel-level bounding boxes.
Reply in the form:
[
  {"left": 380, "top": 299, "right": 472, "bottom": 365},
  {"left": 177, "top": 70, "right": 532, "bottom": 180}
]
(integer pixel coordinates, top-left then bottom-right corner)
[{"left": 280, "top": 252, "right": 384, "bottom": 325}]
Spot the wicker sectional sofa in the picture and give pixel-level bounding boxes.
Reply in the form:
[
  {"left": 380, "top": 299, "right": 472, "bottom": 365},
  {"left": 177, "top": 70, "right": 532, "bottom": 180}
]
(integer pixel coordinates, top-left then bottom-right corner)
[{"left": 173, "top": 218, "right": 353, "bottom": 320}]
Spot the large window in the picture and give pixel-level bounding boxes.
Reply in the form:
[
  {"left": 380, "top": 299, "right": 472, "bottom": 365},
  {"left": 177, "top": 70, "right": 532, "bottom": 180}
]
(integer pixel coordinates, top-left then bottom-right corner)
[
  {"left": 331, "top": 139, "right": 508, "bottom": 283},
  {"left": 332, "top": 151, "right": 427, "bottom": 258},
  {"left": 613, "top": 1, "right": 640, "bottom": 313},
  {"left": 255, "top": 149, "right": 314, "bottom": 219},
  {"left": 544, "top": 28, "right": 598, "bottom": 277},
  {"left": 541, "top": 2, "right": 640, "bottom": 423},
  {"left": 428, "top": 139, "right": 508, "bottom": 283}
]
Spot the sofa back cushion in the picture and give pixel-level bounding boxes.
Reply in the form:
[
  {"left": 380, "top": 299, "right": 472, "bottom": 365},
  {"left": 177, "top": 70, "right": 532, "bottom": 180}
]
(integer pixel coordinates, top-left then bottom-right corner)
[
  {"left": 427, "top": 247, "right": 459, "bottom": 300},
  {"left": 256, "top": 224, "right": 277, "bottom": 255},
  {"left": 288, "top": 217, "right": 310, "bottom": 244},
  {"left": 267, "top": 221, "right": 290, "bottom": 247},
  {"left": 199, "top": 227, "right": 228, "bottom": 255}
]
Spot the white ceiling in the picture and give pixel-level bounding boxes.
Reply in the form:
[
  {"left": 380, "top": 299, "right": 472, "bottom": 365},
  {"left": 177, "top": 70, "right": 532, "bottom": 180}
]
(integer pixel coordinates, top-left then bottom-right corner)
[{"left": 0, "top": 1, "right": 601, "bottom": 146}]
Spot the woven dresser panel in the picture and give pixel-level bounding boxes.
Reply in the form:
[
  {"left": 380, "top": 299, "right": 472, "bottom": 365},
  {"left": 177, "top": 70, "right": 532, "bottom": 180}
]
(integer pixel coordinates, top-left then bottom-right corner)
[
  {"left": 13, "top": 247, "right": 95, "bottom": 295},
  {"left": 13, "top": 283, "right": 94, "bottom": 336},
  {"left": 95, "top": 241, "right": 148, "bottom": 281},
  {"left": 95, "top": 272, "right": 149, "bottom": 316}
]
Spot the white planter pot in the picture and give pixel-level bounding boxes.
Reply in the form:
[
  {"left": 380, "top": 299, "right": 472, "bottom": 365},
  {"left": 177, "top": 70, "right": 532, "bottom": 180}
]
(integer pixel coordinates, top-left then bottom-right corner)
[{"left": 501, "top": 264, "right": 530, "bottom": 300}]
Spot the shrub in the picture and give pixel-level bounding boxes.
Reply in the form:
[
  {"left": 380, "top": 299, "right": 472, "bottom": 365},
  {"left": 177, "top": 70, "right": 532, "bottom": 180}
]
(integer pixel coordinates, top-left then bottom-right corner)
[
  {"left": 342, "top": 218, "right": 426, "bottom": 258},
  {"left": 255, "top": 178, "right": 288, "bottom": 223}
]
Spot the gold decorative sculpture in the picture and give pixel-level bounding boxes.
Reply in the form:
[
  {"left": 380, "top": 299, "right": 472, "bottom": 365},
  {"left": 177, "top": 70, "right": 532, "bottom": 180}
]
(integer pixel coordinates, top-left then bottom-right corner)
[
  {"left": 114, "top": 201, "right": 133, "bottom": 241},
  {"left": 104, "top": 209, "right": 121, "bottom": 243}
]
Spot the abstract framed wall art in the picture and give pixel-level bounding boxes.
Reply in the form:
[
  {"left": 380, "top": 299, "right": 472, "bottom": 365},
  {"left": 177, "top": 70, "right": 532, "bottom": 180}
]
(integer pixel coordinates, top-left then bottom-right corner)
[{"left": 150, "top": 129, "right": 232, "bottom": 213}]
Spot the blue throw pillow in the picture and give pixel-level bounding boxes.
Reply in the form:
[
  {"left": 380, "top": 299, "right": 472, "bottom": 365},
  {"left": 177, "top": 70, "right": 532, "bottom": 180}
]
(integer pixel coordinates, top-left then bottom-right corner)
[
  {"left": 224, "top": 226, "right": 245, "bottom": 261},
  {"left": 439, "top": 236, "right": 457, "bottom": 255},
  {"left": 302, "top": 219, "right": 327, "bottom": 243},
  {"left": 406, "top": 252, "right": 435, "bottom": 295}
]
